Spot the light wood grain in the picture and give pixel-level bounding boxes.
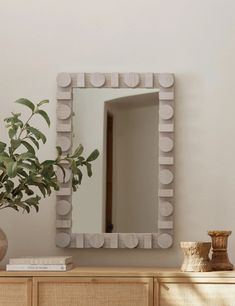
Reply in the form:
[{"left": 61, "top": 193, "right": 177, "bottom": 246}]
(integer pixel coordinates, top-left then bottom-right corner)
[
  {"left": 1, "top": 268, "right": 235, "bottom": 306},
  {"left": 158, "top": 281, "right": 235, "bottom": 306},
  {"left": 2, "top": 267, "right": 235, "bottom": 277}
]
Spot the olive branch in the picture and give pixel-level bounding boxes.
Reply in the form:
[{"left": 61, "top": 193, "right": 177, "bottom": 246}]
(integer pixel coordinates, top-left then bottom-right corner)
[{"left": 0, "top": 98, "right": 99, "bottom": 213}]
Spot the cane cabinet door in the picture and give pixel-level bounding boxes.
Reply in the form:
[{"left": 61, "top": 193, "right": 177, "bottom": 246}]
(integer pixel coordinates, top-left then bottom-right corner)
[
  {"left": 156, "top": 278, "right": 235, "bottom": 306},
  {"left": 34, "top": 277, "right": 153, "bottom": 306},
  {"left": 0, "top": 278, "right": 31, "bottom": 306}
]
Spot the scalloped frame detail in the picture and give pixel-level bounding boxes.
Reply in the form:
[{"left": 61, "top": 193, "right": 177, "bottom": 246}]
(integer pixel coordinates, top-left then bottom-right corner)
[{"left": 56, "top": 72, "right": 175, "bottom": 249}]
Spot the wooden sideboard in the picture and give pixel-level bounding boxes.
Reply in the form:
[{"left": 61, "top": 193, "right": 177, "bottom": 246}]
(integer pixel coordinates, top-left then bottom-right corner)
[{"left": 0, "top": 267, "right": 235, "bottom": 306}]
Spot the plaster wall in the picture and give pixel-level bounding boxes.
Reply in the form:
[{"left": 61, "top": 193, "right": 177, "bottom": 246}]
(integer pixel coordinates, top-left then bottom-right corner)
[{"left": 0, "top": 0, "right": 235, "bottom": 267}]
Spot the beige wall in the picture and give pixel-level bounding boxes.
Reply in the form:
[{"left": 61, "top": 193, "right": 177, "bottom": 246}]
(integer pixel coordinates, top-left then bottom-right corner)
[{"left": 0, "top": 0, "right": 235, "bottom": 267}]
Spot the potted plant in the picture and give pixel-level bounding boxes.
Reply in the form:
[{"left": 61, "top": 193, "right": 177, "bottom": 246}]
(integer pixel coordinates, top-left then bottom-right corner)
[{"left": 0, "top": 98, "right": 99, "bottom": 260}]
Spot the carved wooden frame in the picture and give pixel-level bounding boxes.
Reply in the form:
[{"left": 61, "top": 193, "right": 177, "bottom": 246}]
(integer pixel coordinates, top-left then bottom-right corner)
[{"left": 56, "top": 72, "right": 175, "bottom": 249}]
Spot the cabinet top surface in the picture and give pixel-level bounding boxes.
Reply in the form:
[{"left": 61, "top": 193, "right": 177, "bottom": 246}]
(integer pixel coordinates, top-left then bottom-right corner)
[{"left": 0, "top": 266, "right": 235, "bottom": 278}]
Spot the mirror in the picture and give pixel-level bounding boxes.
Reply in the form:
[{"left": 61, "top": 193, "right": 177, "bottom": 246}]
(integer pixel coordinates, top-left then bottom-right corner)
[
  {"left": 72, "top": 89, "right": 159, "bottom": 234},
  {"left": 56, "top": 72, "right": 175, "bottom": 249}
]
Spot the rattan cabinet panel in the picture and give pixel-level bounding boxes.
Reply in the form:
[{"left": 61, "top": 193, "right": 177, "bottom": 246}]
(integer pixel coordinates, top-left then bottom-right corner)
[
  {"left": 34, "top": 277, "right": 153, "bottom": 306},
  {"left": 0, "top": 278, "right": 31, "bottom": 306},
  {"left": 157, "top": 278, "right": 235, "bottom": 306}
]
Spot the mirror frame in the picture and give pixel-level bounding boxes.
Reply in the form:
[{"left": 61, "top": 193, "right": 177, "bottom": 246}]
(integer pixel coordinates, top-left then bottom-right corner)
[{"left": 55, "top": 72, "right": 175, "bottom": 249}]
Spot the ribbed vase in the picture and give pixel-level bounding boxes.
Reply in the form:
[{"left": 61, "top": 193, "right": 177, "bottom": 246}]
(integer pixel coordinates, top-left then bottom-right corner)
[{"left": 208, "top": 230, "right": 233, "bottom": 271}]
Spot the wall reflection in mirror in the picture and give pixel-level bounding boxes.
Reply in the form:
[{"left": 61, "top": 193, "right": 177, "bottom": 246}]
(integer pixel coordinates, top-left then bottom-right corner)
[{"left": 72, "top": 89, "right": 159, "bottom": 234}]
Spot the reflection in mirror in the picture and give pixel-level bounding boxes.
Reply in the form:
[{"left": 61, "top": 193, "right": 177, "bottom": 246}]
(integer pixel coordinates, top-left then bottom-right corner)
[{"left": 72, "top": 89, "right": 159, "bottom": 234}]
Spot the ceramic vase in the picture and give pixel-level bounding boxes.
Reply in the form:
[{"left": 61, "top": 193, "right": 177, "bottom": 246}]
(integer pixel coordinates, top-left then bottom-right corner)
[
  {"left": 180, "top": 241, "right": 212, "bottom": 272},
  {"left": 208, "top": 230, "right": 233, "bottom": 271}
]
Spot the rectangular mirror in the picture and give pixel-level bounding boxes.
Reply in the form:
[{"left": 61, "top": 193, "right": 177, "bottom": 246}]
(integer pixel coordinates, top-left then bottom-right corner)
[
  {"left": 73, "top": 89, "right": 159, "bottom": 234},
  {"left": 56, "top": 72, "right": 175, "bottom": 249}
]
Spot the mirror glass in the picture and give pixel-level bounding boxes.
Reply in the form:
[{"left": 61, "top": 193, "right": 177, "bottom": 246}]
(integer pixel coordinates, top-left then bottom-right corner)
[{"left": 72, "top": 88, "right": 159, "bottom": 233}]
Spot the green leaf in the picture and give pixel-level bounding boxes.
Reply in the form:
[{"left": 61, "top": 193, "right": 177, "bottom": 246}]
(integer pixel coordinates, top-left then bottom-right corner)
[
  {"left": 72, "top": 178, "right": 79, "bottom": 191},
  {"left": 76, "top": 156, "right": 85, "bottom": 166},
  {"left": 0, "top": 193, "right": 5, "bottom": 201},
  {"left": 17, "top": 168, "right": 28, "bottom": 178},
  {"left": 37, "top": 99, "right": 49, "bottom": 107},
  {"left": 71, "top": 160, "right": 79, "bottom": 174},
  {"left": 21, "top": 141, "right": 35, "bottom": 154},
  {"left": 27, "top": 126, "right": 46, "bottom": 144},
  {"left": 0, "top": 154, "right": 11, "bottom": 163},
  {"left": 28, "top": 136, "right": 39, "bottom": 149},
  {"left": 56, "top": 146, "right": 62, "bottom": 157},
  {"left": 24, "top": 186, "right": 34, "bottom": 196},
  {"left": 71, "top": 144, "right": 84, "bottom": 158},
  {"left": 15, "top": 98, "right": 35, "bottom": 112},
  {"left": 6, "top": 161, "right": 18, "bottom": 178},
  {"left": 41, "top": 160, "right": 55, "bottom": 166},
  {"left": 8, "top": 127, "right": 17, "bottom": 139},
  {"left": 36, "top": 110, "right": 50, "bottom": 127},
  {"left": 0, "top": 142, "right": 6, "bottom": 153},
  {"left": 77, "top": 168, "right": 83, "bottom": 184},
  {"left": 18, "top": 152, "right": 35, "bottom": 161},
  {"left": 4, "top": 180, "right": 14, "bottom": 193},
  {"left": 37, "top": 183, "right": 46, "bottom": 197},
  {"left": 25, "top": 195, "right": 41, "bottom": 206},
  {"left": 11, "top": 139, "right": 21, "bottom": 151},
  {"left": 19, "top": 162, "right": 36, "bottom": 172},
  {"left": 30, "top": 175, "right": 42, "bottom": 183},
  {"left": 86, "top": 163, "right": 92, "bottom": 177},
  {"left": 86, "top": 149, "right": 99, "bottom": 162}
]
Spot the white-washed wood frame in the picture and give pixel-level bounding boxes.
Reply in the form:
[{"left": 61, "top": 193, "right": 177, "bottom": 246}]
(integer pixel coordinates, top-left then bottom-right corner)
[{"left": 56, "top": 72, "right": 175, "bottom": 249}]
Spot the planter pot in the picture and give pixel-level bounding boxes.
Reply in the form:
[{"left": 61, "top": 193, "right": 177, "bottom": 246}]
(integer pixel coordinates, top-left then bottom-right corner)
[
  {"left": 180, "top": 241, "right": 212, "bottom": 272},
  {"left": 208, "top": 230, "right": 233, "bottom": 271},
  {"left": 0, "top": 227, "right": 8, "bottom": 261}
]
